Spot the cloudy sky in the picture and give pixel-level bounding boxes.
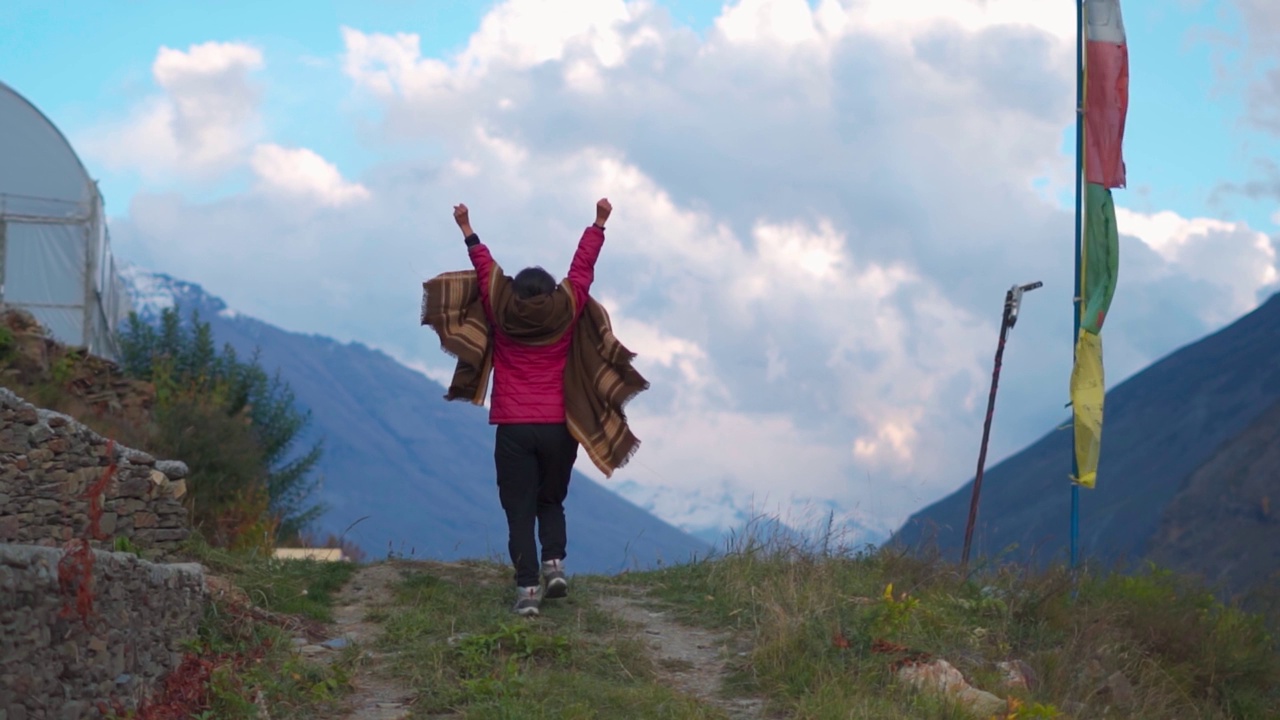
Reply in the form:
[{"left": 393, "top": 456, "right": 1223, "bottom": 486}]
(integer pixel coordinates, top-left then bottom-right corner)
[{"left": 4, "top": 0, "right": 1278, "bottom": 541}]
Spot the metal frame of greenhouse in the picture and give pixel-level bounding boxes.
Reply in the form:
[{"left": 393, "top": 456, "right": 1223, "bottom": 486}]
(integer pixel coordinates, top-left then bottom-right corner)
[{"left": 0, "top": 81, "right": 131, "bottom": 361}]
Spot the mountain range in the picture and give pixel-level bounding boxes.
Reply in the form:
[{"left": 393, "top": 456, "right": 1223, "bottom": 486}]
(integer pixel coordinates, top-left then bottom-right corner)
[
  {"left": 893, "top": 292, "right": 1280, "bottom": 603},
  {"left": 118, "top": 266, "right": 1280, "bottom": 602},
  {"left": 121, "top": 268, "right": 710, "bottom": 574}
]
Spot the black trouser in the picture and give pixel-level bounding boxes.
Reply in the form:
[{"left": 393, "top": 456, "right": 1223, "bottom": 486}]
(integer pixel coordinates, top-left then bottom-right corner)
[{"left": 494, "top": 423, "right": 579, "bottom": 587}]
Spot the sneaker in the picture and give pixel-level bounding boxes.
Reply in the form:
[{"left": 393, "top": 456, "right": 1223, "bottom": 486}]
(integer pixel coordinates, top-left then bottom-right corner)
[
  {"left": 513, "top": 586, "right": 542, "bottom": 616},
  {"left": 542, "top": 559, "right": 568, "bottom": 599}
]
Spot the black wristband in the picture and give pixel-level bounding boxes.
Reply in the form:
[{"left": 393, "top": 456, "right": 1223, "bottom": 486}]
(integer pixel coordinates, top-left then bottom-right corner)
[
  {"left": 593, "top": 222, "right": 606, "bottom": 230},
  {"left": 464, "top": 233, "right": 480, "bottom": 247}
]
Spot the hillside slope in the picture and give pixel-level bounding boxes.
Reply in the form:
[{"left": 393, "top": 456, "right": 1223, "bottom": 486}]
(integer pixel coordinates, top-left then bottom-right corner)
[
  {"left": 893, "top": 293, "right": 1280, "bottom": 591},
  {"left": 123, "top": 269, "right": 710, "bottom": 573},
  {"left": 1147, "top": 396, "right": 1280, "bottom": 601}
]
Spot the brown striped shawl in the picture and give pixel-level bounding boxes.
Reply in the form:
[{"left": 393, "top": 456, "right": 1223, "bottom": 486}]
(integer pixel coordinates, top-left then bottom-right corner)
[{"left": 421, "top": 262, "right": 648, "bottom": 476}]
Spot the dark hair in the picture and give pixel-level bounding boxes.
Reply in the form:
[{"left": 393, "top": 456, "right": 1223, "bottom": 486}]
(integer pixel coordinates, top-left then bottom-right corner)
[{"left": 513, "top": 266, "right": 555, "bottom": 299}]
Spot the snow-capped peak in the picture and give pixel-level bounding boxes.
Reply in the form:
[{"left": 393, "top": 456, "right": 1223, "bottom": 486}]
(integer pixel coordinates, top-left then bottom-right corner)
[
  {"left": 116, "top": 262, "right": 177, "bottom": 319},
  {"left": 116, "top": 262, "right": 232, "bottom": 321}
]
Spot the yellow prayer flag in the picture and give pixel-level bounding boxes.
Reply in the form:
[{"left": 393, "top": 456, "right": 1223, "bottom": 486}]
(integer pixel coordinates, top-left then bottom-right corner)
[{"left": 1070, "top": 329, "right": 1105, "bottom": 489}]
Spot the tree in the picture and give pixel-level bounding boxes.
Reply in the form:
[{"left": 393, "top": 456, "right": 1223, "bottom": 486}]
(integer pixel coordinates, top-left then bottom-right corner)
[{"left": 118, "top": 306, "right": 326, "bottom": 545}]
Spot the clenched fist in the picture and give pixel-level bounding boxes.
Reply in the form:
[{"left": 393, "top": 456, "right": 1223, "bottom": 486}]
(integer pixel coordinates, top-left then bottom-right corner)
[
  {"left": 595, "top": 198, "right": 612, "bottom": 228},
  {"left": 453, "top": 203, "right": 473, "bottom": 236}
]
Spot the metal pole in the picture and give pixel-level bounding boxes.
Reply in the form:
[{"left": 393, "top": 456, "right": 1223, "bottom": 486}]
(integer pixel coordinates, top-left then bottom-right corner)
[
  {"left": 961, "top": 281, "right": 1042, "bottom": 570},
  {"left": 1071, "top": 0, "right": 1086, "bottom": 571}
]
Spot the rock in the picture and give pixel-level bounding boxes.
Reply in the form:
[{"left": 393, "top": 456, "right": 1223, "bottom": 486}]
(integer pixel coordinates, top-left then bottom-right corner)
[
  {"left": 71, "top": 466, "right": 103, "bottom": 493},
  {"left": 124, "top": 449, "right": 155, "bottom": 466},
  {"left": 298, "top": 645, "right": 327, "bottom": 655},
  {"left": 14, "top": 407, "right": 38, "bottom": 425},
  {"left": 116, "top": 478, "right": 151, "bottom": 499},
  {"left": 154, "top": 460, "right": 189, "bottom": 479},
  {"left": 205, "top": 575, "right": 252, "bottom": 609},
  {"left": 996, "top": 659, "right": 1036, "bottom": 691},
  {"left": 0, "top": 430, "right": 27, "bottom": 454},
  {"left": 26, "top": 424, "right": 53, "bottom": 445},
  {"left": 133, "top": 512, "right": 159, "bottom": 529},
  {"left": 148, "top": 470, "right": 168, "bottom": 486},
  {"left": 0, "top": 516, "right": 18, "bottom": 542},
  {"left": 167, "top": 479, "right": 187, "bottom": 499},
  {"left": 321, "top": 637, "right": 351, "bottom": 650},
  {"left": 897, "top": 659, "right": 1007, "bottom": 718},
  {"left": 292, "top": 637, "right": 309, "bottom": 647},
  {"left": 1095, "top": 670, "right": 1134, "bottom": 706}
]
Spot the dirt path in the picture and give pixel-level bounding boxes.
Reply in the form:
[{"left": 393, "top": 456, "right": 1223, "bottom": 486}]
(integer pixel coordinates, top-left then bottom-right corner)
[
  {"left": 595, "top": 588, "right": 766, "bottom": 720},
  {"left": 299, "top": 564, "right": 764, "bottom": 719},
  {"left": 309, "top": 563, "right": 417, "bottom": 720}
]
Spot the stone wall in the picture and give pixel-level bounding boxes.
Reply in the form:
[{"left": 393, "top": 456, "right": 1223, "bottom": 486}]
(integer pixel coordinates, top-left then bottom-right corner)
[
  {"left": 0, "top": 387, "right": 190, "bottom": 559},
  {"left": 0, "top": 544, "right": 206, "bottom": 719}
]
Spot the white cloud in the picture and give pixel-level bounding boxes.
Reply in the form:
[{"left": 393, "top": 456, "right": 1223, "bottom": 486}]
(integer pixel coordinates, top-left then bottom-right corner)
[
  {"left": 83, "top": 41, "right": 368, "bottom": 212},
  {"left": 1221, "top": 0, "right": 1280, "bottom": 134},
  {"left": 86, "top": 41, "right": 265, "bottom": 180},
  {"left": 1116, "top": 207, "right": 1279, "bottom": 325},
  {"left": 250, "top": 144, "right": 371, "bottom": 206},
  {"left": 105, "top": 0, "right": 1280, "bottom": 539}
]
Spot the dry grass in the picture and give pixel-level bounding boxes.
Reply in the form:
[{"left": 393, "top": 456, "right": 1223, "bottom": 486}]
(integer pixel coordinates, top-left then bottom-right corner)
[{"left": 615, "top": 517, "right": 1280, "bottom": 719}]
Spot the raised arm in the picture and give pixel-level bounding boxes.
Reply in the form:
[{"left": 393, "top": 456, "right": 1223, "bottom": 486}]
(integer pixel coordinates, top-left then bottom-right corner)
[
  {"left": 566, "top": 198, "right": 611, "bottom": 313},
  {"left": 454, "top": 203, "right": 496, "bottom": 320}
]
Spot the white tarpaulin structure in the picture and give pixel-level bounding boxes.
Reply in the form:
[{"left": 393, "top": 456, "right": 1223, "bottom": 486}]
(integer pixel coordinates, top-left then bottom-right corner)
[{"left": 0, "top": 81, "right": 131, "bottom": 360}]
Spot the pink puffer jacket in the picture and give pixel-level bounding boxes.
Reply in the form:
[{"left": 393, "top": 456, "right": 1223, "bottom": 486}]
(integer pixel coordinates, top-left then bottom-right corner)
[{"left": 468, "top": 225, "right": 605, "bottom": 424}]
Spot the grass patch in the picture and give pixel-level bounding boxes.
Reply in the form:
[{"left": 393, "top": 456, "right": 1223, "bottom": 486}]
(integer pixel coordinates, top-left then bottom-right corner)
[
  {"left": 182, "top": 536, "right": 356, "bottom": 621},
  {"left": 622, "top": 522, "right": 1280, "bottom": 720},
  {"left": 191, "top": 602, "right": 356, "bottom": 720},
  {"left": 107, "top": 539, "right": 359, "bottom": 719},
  {"left": 376, "top": 560, "right": 728, "bottom": 718}
]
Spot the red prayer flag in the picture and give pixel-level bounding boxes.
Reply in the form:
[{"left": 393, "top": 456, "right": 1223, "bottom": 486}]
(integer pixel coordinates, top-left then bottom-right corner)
[{"left": 1084, "top": 0, "right": 1129, "bottom": 189}]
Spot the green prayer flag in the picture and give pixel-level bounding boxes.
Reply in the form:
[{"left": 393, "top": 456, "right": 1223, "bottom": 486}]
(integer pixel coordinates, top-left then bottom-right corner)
[{"left": 1081, "top": 183, "right": 1119, "bottom": 335}]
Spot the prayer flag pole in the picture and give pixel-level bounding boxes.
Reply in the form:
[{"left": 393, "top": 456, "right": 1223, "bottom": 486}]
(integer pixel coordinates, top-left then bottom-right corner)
[{"left": 1071, "top": 0, "right": 1086, "bottom": 571}]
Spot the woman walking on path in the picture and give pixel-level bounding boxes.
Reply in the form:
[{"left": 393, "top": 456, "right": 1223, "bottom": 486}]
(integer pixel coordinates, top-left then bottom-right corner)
[{"left": 422, "top": 199, "right": 648, "bottom": 616}]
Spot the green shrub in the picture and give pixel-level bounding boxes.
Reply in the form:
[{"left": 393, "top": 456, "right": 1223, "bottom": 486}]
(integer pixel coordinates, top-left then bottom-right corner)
[{"left": 118, "top": 306, "right": 325, "bottom": 546}]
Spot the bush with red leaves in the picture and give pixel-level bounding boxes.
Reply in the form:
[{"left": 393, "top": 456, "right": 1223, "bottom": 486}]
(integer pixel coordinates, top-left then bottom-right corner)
[{"left": 57, "top": 438, "right": 118, "bottom": 628}]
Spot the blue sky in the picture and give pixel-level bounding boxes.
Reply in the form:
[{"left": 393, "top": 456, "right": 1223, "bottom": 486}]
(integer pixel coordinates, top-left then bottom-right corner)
[
  {"left": 3, "top": 0, "right": 1273, "bottom": 228},
  {"left": 2, "top": 0, "right": 1277, "bottom": 539},
  {"left": 4, "top": 0, "right": 724, "bottom": 211}
]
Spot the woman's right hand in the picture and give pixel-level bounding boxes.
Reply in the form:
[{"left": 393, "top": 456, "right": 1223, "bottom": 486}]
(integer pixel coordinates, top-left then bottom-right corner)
[{"left": 453, "top": 204, "right": 473, "bottom": 236}]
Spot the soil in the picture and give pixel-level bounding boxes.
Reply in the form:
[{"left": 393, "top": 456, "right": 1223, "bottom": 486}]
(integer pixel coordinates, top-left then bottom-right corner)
[
  {"left": 310, "top": 563, "right": 417, "bottom": 720},
  {"left": 594, "top": 587, "right": 766, "bottom": 719}
]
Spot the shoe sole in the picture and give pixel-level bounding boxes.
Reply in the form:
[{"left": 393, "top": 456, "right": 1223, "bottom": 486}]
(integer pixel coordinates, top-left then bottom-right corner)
[
  {"left": 515, "top": 605, "right": 540, "bottom": 616},
  {"left": 545, "top": 578, "right": 568, "bottom": 599}
]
